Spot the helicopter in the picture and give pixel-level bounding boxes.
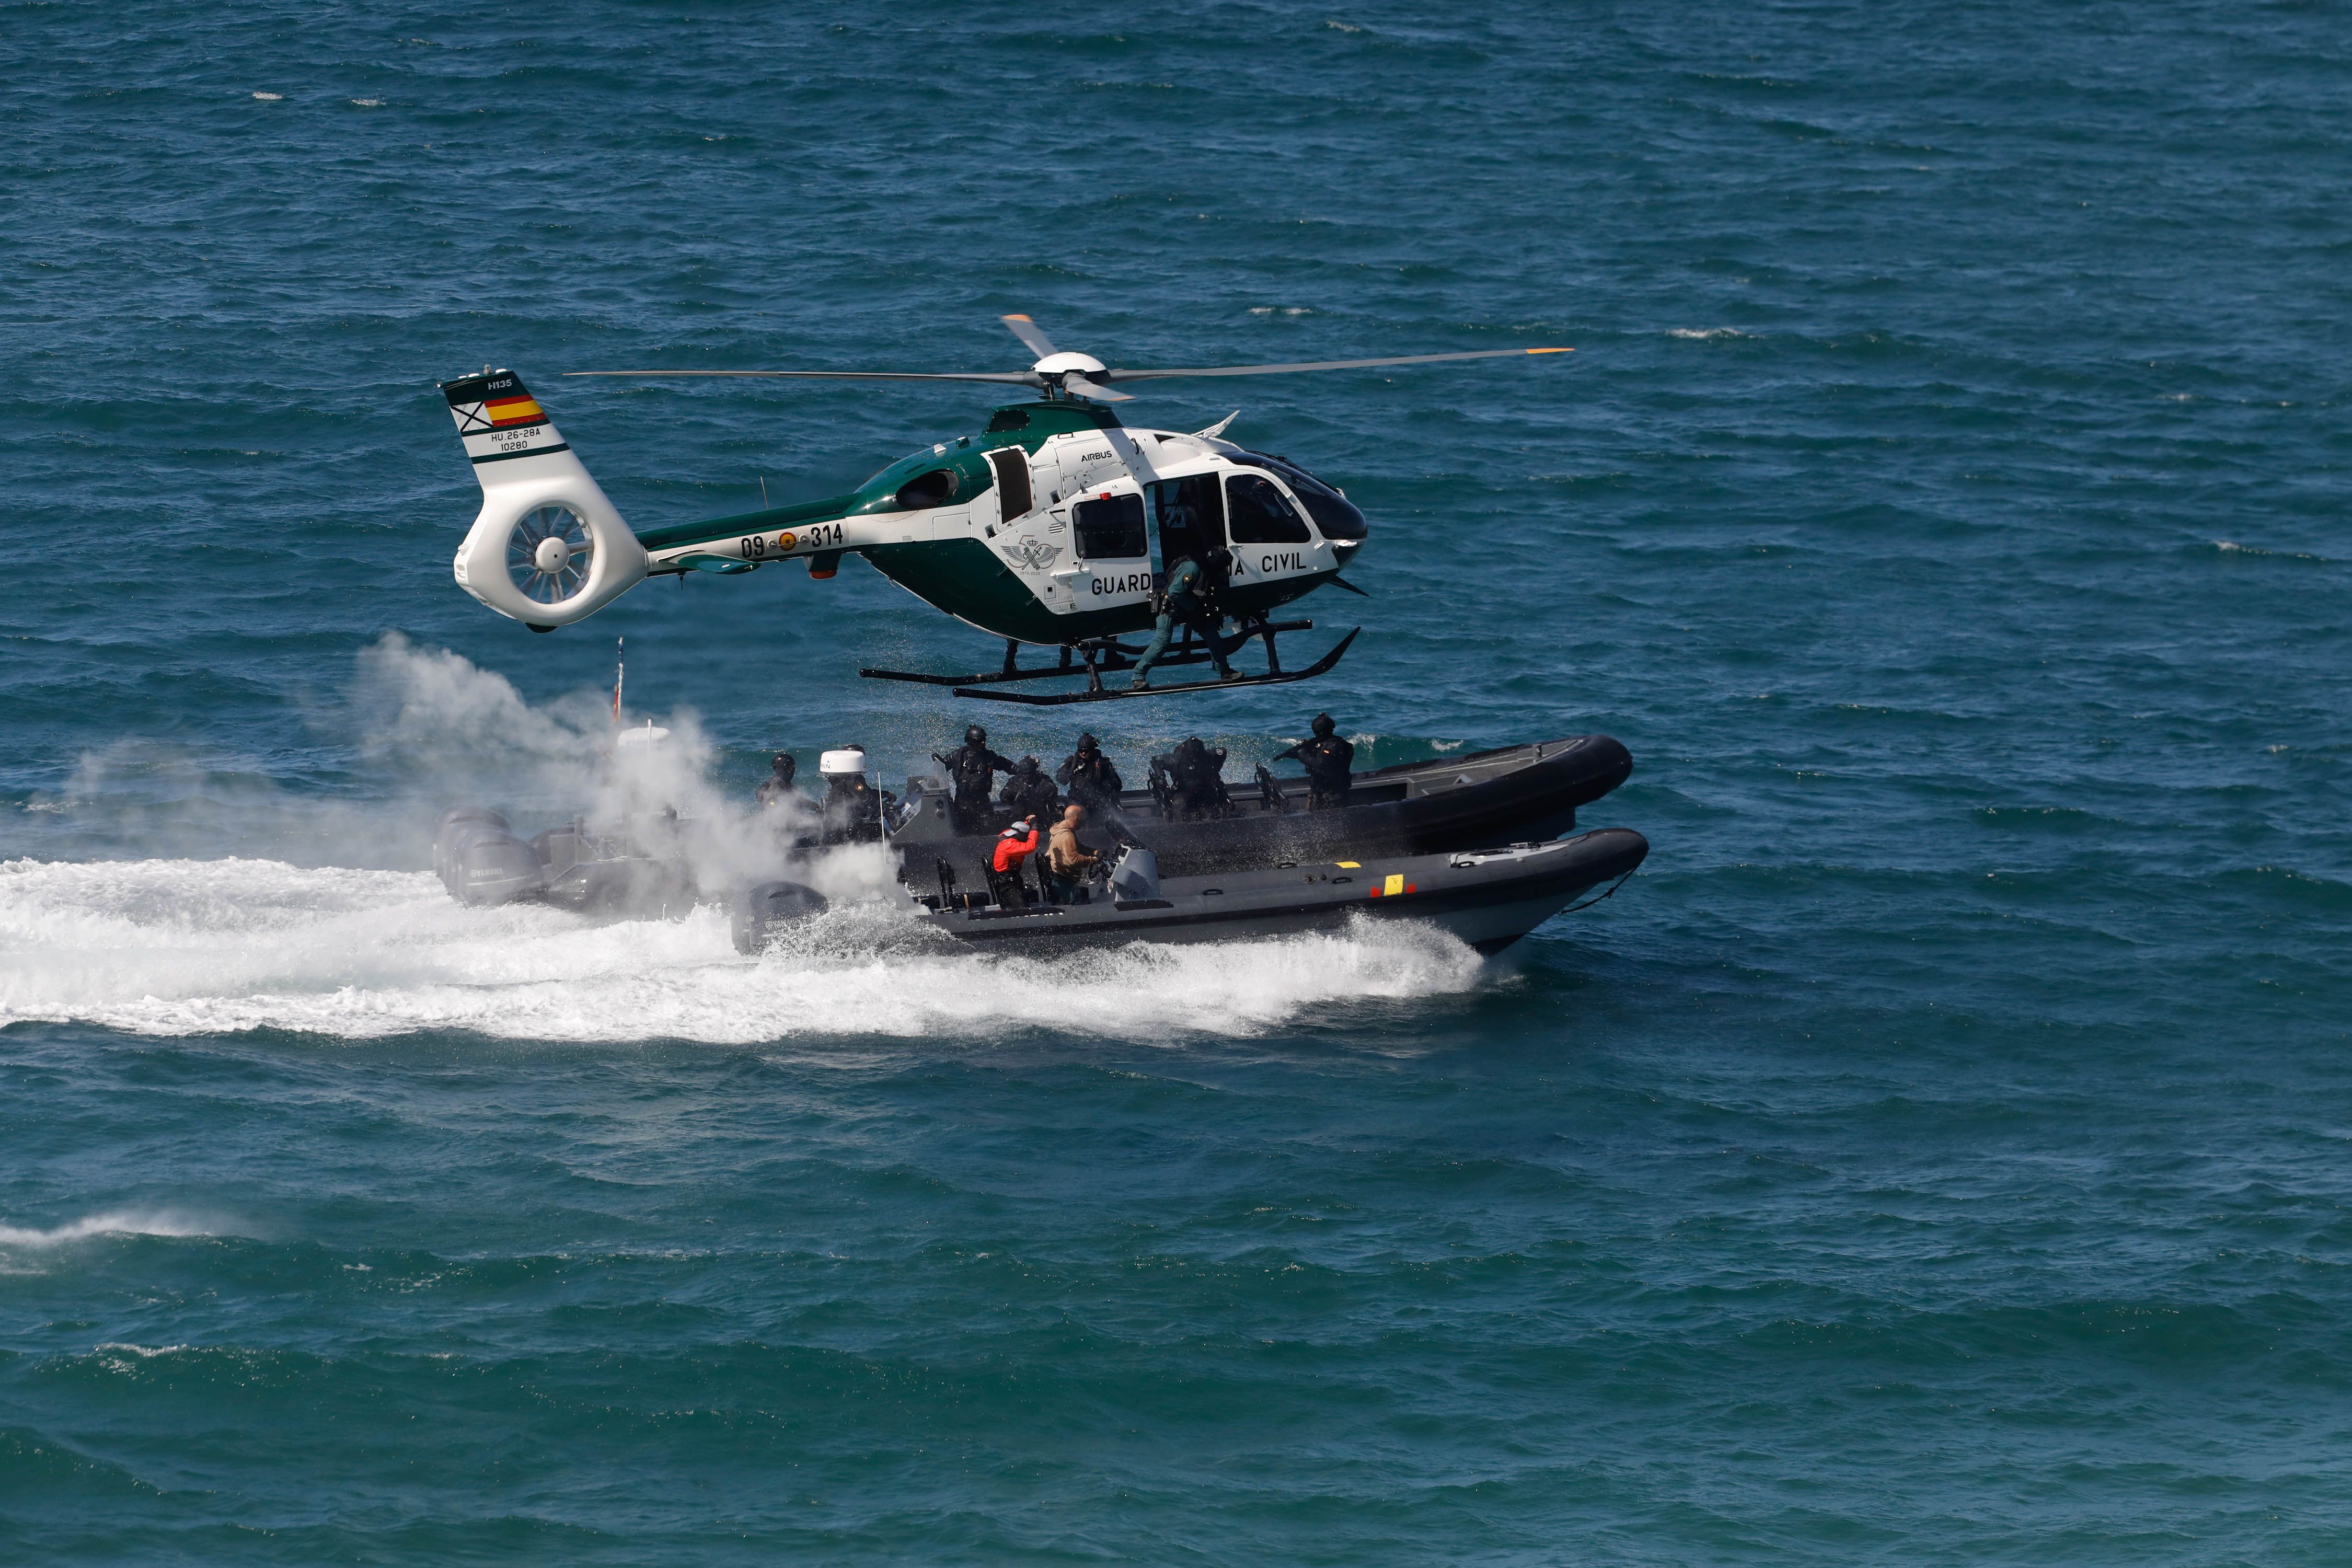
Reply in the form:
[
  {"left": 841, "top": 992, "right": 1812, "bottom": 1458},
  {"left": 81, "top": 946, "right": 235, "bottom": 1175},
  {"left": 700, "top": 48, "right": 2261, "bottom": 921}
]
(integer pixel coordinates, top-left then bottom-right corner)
[{"left": 440, "top": 316, "right": 1569, "bottom": 702}]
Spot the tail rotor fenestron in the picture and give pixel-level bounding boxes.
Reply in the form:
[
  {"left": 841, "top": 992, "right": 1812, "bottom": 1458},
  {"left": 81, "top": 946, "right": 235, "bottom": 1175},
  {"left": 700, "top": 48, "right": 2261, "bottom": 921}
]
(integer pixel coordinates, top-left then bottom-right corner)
[{"left": 441, "top": 370, "right": 647, "bottom": 630}]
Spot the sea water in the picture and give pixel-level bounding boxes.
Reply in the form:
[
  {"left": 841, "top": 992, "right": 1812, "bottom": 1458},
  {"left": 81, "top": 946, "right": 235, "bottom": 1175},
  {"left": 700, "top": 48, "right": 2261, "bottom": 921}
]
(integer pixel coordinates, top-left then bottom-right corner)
[{"left": 4, "top": 3, "right": 2349, "bottom": 1561}]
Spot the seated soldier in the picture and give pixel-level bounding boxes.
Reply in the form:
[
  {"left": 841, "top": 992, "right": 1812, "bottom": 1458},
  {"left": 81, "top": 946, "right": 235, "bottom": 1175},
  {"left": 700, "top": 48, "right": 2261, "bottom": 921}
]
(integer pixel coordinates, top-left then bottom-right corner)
[
  {"left": 1151, "top": 735, "right": 1233, "bottom": 820},
  {"left": 999, "top": 755, "right": 1060, "bottom": 823},
  {"left": 817, "top": 746, "right": 895, "bottom": 845},
  {"left": 1055, "top": 732, "right": 1125, "bottom": 817},
  {"left": 754, "top": 752, "right": 801, "bottom": 810}
]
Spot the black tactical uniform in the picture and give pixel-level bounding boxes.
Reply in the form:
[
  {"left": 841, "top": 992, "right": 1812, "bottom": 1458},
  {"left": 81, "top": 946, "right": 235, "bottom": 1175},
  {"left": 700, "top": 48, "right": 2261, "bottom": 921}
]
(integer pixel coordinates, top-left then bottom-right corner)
[
  {"left": 819, "top": 774, "right": 894, "bottom": 845},
  {"left": 754, "top": 753, "right": 800, "bottom": 809},
  {"left": 938, "top": 724, "right": 1016, "bottom": 836},
  {"left": 1275, "top": 714, "right": 1355, "bottom": 809},
  {"left": 999, "top": 756, "right": 1059, "bottom": 823},
  {"left": 1152, "top": 736, "right": 1233, "bottom": 819},
  {"left": 1055, "top": 733, "right": 1126, "bottom": 816}
]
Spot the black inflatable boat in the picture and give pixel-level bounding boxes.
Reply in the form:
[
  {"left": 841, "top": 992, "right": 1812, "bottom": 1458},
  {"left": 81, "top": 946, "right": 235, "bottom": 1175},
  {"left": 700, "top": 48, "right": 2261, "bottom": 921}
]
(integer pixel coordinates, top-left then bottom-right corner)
[
  {"left": 432, "top": 808, "right": 696, "bottom": 913},
  {"left": 897, "top": 734, "right": 1632, "bottom": 881},
  {"left": 736, "top": 828, "right": 1649, "bottom": 957}
]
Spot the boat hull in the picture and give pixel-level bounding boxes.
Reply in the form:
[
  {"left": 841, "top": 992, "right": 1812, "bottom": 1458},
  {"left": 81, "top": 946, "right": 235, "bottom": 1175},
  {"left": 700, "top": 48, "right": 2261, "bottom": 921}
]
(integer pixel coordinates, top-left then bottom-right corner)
[{"left": 843, "top": 828, "right": 1650, "bottom": 957}]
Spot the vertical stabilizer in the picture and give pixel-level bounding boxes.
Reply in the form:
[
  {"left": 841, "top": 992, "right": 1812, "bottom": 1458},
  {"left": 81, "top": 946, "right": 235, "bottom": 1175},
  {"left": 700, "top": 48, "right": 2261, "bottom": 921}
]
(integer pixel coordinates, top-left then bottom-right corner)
[{"left": 441, "top": 370, "right": 648, "bottom": 629}]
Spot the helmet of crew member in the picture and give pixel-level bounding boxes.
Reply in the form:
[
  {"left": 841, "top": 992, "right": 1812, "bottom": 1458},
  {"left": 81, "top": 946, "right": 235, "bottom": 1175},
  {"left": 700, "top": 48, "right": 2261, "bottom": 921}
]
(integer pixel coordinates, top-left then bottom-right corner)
[
  {"left": 1075, "top": 732, "right": 1099, "bottom": 753},
  {"left": 965, "top": 724, "right": 987, "bottom": 746},
  {"left": 771, "top": 752, "right": 795, "bottom": 773},
  {"left": 1017, "top": 755, "right": 1040, "bottom": 773},
  {"left": 1310, "top": 713, "right": 1336, "bottom": 737}
]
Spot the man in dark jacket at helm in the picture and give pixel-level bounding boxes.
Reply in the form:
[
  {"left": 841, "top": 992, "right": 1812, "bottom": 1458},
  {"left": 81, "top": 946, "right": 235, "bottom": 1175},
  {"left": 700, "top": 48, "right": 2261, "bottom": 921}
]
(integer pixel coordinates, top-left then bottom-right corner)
[
  {"left": 936, "top": 723, "right": 1016, "bottom": 836},
  {"left": 1055, "top": 733, "right": 1125, "bottom": 817},
  {"left": 1275, "top": 713, "right": 1355, "bottom": 809}
]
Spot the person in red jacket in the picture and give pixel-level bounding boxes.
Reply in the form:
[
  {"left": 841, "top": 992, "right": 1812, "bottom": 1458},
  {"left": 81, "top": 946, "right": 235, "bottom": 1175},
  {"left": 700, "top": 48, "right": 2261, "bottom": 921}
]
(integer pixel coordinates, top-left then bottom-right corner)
[{"left": 988, "top": 816, "right": 1041, "bottom": 909}]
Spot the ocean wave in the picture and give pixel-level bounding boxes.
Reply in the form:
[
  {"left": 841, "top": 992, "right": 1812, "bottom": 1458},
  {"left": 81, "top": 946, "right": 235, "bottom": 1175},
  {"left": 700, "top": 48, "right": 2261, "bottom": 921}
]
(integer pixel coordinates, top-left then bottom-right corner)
[
  {"left": 0, "top": 857, "right": 1488, "bottom": 1044},
  {"left": 0, "top": 1211, "right": 211, "bottom": 1247},
  {"left": 2210, "top": 539, "right": 2332, "bottom": 563}
]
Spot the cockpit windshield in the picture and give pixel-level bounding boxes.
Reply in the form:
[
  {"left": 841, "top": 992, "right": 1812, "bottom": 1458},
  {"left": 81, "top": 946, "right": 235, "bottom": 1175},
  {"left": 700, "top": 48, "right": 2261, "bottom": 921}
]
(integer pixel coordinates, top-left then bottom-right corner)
[{"left": 1236, "top": 452, "right": 1367, "bottom": 540}]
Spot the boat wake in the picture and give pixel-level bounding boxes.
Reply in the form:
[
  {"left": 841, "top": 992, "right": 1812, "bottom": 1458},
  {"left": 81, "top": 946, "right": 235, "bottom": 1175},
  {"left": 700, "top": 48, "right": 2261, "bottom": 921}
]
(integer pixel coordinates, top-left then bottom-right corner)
[{"left": 0, "top": 856, "right": 1491, "bottom": 1044}]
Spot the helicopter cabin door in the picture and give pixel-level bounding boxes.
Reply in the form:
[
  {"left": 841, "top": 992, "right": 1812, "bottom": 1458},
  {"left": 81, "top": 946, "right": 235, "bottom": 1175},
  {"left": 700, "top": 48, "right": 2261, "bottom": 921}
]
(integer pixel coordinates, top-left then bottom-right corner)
[
  {"left": 1144, "top": 476, "right": 1225, "bottom": 585},
  {"left": 1069, "top": 488, "right": 1152, "bottom": 614},
  {"left": 985, "top": 446, "right": 1033, "bottom": 523}
]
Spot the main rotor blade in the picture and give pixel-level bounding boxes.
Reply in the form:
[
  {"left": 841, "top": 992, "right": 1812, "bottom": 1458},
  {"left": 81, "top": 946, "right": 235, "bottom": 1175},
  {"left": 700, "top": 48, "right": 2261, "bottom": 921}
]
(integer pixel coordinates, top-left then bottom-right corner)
[
  {"left": 999, "top": 314, "right": 1059, "bottom": 359},
  {"left": 1060, "top": 373, "right": 1134, "bottom": 403},
  {"left": 564, "top": 369, "right": 1044, "bottom": 386},
  {"left": 1102, "top": 347, "right": 1571, "bottom": 383}
]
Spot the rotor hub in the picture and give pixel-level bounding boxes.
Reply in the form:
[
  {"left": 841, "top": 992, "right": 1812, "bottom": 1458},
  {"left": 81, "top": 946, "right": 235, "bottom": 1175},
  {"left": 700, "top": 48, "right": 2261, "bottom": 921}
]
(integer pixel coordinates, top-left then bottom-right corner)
[{"left": 1030, "top": 351, "right": 1108, "bottom": 377}]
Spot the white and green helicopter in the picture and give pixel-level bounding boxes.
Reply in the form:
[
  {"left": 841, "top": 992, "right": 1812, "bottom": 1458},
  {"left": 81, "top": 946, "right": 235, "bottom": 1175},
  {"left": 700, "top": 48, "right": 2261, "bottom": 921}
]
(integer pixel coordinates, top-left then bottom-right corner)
[{"left": 441, "top": 316, "right": 1569, "bottom": 704}]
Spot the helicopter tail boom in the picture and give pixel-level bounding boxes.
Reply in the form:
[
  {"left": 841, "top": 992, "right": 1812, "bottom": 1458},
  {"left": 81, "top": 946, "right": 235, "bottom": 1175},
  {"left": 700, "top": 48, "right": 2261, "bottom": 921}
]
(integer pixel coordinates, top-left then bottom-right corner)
[{"left": 442, "top": 370, "right": 649, "bottom": 629}]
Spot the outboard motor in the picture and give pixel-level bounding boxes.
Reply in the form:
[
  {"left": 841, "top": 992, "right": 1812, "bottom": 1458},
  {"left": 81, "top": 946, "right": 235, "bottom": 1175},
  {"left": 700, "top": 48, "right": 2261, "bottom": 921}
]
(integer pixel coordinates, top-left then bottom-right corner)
[
  {"left": 1106, "top": 845, "right": 1161, "bottom": 902},
  {"left": 732, "top": 880, "right": 829, "bottom": 954},
  {"left": 434, "top": 806, "right": 545, "bottom": 906}
]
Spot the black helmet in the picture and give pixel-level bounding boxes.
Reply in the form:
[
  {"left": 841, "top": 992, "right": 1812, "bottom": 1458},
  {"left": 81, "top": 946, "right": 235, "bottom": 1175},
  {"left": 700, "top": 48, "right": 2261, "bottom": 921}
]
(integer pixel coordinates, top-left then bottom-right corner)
[
  {"left": 1018, "top": 755, "right": 1040, "bottom": 772},
  {"left": 1310, "top": 713, "right": 1336, "bottom": 737},
  {"left": 771, "top": 752, "right": 794, "bottom": 771},
  {"left": 1076, "top": 731, "right": 1099, "bottom": 753},
  {"left": 965, "top": 724, "right": 987, "bottom": 745}
]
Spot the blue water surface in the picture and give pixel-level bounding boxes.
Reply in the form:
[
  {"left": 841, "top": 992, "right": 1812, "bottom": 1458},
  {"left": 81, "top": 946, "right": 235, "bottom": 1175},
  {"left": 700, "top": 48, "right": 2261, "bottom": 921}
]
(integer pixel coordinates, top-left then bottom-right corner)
[{"left": 4, "top": 2, "right": 2350, "bottom": 1562}]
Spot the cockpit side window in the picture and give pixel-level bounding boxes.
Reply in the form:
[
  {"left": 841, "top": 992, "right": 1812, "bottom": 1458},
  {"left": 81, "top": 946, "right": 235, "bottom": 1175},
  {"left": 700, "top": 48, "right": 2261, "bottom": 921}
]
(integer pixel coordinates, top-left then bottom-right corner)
[
  {"left": 1238, "top": 453, "right": 1366, "bottom": 540},
  {"left": 1225, "top": 473, "right": 1312, "bottom": 545}
]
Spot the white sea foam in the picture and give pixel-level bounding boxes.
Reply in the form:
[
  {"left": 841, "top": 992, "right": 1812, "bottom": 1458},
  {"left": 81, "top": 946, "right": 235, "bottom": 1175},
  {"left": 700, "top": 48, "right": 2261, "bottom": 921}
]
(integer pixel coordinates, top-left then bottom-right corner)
[
  {"left": 0, "top": 1211, "right": 212, "bottom": 1247},
  {"left": 3, "top": 637, "right": 1490, "bottom": 1044},
  {"left": 0, "top": 856, "right": 1487, "bottom": 1044},
  {"left": 1665, "top": 327, "right": 1753, "bottom": 341}
]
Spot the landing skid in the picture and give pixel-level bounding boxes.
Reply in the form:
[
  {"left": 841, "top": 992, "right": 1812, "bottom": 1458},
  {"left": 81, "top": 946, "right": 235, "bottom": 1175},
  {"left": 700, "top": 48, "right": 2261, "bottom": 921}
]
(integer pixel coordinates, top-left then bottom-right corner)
[
  {"left": 954, "top": 628, "right": 1359, "bottom": 706},
  {"left": 861, "top": 618, "right": 1332, "bottom": 693}
]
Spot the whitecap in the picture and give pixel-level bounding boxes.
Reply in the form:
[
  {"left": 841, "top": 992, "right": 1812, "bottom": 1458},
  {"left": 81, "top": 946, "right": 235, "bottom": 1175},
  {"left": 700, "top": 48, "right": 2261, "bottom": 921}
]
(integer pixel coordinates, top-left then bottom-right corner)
[
  {"left": 251, "top": 91, "right": 283, "bottom": 101},
  {"left": 0, "top": 1211, "right": 211, "bottom": 1247},
  {"left": 1665, "top": 327, "right": 1751, "bottom": 340}
]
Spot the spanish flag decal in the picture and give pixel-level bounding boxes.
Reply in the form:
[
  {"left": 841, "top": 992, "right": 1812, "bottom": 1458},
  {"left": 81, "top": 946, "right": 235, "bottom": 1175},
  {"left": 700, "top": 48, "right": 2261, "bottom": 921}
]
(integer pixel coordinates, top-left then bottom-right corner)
[
  {"left": 485, "top": 394, "right": 546, "bottom": 427},
  {"left": 441, "top": 370, "right": 570, "bottom": 465}
]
